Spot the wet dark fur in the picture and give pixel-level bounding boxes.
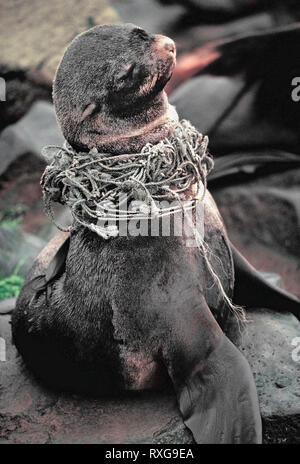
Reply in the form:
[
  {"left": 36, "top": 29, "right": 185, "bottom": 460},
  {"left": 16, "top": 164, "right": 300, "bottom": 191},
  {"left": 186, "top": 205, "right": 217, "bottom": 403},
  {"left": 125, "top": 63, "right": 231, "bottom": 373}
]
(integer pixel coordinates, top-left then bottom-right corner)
[
  {"left": 13, "top": 208, "right": 234, "bottom": 395},
  {"left": 53, "top": 24, "right": 176, "bottom": 154}
]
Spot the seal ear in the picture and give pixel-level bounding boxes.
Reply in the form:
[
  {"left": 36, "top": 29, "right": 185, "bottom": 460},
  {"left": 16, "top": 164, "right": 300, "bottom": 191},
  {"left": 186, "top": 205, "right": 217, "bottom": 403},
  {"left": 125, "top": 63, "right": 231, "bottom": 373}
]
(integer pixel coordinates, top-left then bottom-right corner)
[{"left": 80, "top": 102, "right": 97, "bottom": 121}]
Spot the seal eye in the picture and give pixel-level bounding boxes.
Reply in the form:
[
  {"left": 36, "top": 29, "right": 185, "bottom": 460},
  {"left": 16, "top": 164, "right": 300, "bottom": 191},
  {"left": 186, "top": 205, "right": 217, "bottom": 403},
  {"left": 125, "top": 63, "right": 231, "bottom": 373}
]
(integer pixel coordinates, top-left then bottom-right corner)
[{"left": 116, "top": 63, "right": 136, "bottom": 83}]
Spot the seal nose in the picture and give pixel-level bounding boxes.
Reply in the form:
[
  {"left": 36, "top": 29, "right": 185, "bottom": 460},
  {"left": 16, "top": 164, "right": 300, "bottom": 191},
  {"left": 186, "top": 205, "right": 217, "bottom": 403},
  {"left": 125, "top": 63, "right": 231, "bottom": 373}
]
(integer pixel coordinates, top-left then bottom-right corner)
[
  {"left": 163, "top": 38, "right": 176, "bottom": 54},
  {"left": 155, "top": 35, "right": 176, "bottom": 56}
]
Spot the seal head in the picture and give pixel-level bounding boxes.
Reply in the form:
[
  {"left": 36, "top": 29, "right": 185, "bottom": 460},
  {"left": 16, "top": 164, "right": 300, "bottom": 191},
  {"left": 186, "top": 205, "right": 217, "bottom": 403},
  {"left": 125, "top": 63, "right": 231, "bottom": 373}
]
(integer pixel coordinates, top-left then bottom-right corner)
[{"left": 53, "top": 23, "right": 177, "bottom": 154}]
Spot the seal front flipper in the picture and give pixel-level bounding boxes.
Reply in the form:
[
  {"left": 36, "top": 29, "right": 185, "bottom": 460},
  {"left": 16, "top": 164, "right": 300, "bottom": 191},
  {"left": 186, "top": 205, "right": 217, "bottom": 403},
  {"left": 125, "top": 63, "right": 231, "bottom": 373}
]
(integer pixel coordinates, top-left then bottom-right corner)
[
  {"left": 20, "top": 232, "right": 70, "bottom": 310},
  {"left": 162, "top": 294, "right": 262, "bottom": 444},
  {"left": 27, "top": 234, "right": 70, "bottom": 294},
  {"left": 231, "top": 242, "right": 300, "bottom": 320}
]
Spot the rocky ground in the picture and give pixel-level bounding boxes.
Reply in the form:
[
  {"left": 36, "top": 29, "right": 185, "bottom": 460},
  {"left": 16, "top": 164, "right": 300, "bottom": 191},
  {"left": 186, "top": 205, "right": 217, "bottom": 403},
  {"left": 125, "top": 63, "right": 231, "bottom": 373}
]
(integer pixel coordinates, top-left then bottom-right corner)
[
  {"left": 0, "top": 0, "right": 118, "bottom": 84},
  {"left": 0, "top": 0, "right": 299, "bottom": 445}
]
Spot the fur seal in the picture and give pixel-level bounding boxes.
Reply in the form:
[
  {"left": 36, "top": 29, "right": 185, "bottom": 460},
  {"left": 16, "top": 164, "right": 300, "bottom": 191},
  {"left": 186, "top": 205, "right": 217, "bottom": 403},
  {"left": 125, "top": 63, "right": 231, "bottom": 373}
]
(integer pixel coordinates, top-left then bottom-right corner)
[{"left": 11, "top": 24, "right": 300, "bottom": 444}]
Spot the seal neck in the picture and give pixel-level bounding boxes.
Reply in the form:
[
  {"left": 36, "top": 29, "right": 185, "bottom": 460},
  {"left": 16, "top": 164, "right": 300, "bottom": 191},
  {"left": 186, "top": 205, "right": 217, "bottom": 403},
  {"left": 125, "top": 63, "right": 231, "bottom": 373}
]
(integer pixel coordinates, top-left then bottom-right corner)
[
  {"left": 97, "top": 104, "right": 179, "bottom": 146},
  {"left": 77, "top": 93, "right": 180, "bottom": 155}
]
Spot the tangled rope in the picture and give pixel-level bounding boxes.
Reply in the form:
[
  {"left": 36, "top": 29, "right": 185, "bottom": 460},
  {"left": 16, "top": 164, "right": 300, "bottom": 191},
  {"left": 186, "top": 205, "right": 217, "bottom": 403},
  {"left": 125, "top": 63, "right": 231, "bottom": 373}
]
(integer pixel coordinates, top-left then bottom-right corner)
[
  {"left": 41, "top": 120, "right": 213, "bottom": 239},
  {"left": 41, "top": 119, "right": 245, "bottom": 324}
]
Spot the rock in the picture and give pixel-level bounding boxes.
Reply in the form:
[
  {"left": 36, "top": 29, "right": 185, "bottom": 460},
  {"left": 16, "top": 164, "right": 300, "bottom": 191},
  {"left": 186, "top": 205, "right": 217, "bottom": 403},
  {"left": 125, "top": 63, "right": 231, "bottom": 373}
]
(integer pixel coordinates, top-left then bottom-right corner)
[
  {"left": 0, "top": 298, "right": 16, "bottom": 315},
  {"left": 170, "top": 75, "right": 245, "bottom": 137},
  {"left": 211, "top": 168, "right": 300, "bottom": 300},
  {"left": 0, "top": 101, "right": 64, "bottom": 176},
  {"left": 212, "top": 178, "right": 300, "bottom": 260},
  {"left": 0, "top": 224, "right": 46, "bottom": 278},
  {"left": 0, "top": 152, "right": 47, "bottom": 238},
  {"left": 165, "top": 12, "right": 274, "bottom": 92},
  {"left": 158, "top": 0, "right": 260, "bottom": 17},
  {"left": 158, "top": 0, "right": 300, "bottom": 23},
  {"left": 114, "top": 0, "right": 273, "bottom": 64},
  {"left": 275, "top": 377, "right": 292, "bottom": 389},
  {"left": 0, "top": 315, "right": 190, "bottom": 444},
  {"left": 0, "top": 0, "right": 119, "bottom": 83},
  {"left": 0, "top": 65, "right": 51, "bottom": 132},
  {"left": 1, "top": 300, "right": 299, "bottom": 443},
  {"left": 238, "top": 309, "right": 300, "bottom": 418},
  {"left": 170, "top": 74, "right": 299, "bottom": 156},
  {"left": 153, "top": 417, "right": 194, "bottom": 444},
  {"left": 113, "top": 0, "right": 184, "bottom": 36},
  {"left": 263, "top": 415, "right": 300, "bottom": 444},
  {"left": 237, "top": 309, "right": 300, "bottom": 443}
]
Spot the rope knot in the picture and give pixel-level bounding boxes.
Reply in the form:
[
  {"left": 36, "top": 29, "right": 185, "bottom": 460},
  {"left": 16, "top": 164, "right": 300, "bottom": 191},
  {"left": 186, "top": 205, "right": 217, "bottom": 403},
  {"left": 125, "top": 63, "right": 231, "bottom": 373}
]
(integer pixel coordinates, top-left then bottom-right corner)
[{"left": 122, "top": 180, "right": 137, "bottom": 192}]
